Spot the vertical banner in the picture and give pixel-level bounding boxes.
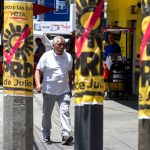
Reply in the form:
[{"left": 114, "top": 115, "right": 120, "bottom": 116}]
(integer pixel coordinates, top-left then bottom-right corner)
[
  {"left": 74, "top": 0, "right": 104, "bottom": 105},
  {"left": 3, "top": 1, "right": 33, "bottom": 96},
  {"left": 139, "top": 0, "right": 150, "bottom": 119}
]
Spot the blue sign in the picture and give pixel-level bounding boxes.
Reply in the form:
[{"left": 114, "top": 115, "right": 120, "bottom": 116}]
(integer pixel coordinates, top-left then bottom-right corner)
[{"left": 44, "top": 0, "right": 70, "bottom": 21}]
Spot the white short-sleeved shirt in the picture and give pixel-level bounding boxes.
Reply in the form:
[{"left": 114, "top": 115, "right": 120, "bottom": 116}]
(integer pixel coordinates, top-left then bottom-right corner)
[{"left": 36, "top": 50, "right": 73, "bottom": 95}]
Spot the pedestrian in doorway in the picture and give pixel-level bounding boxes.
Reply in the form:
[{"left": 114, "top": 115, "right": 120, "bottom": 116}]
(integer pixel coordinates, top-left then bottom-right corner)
[
  {"left": 34, "top": 36, "right": 73, "bottom": 145},
  {"left": 103, "top": 32, "right": 121, "bottom": 60},
  {"left": 34, "top": 38, "right": 46, "bottom": 64},
  {"left": 66, "top": 31, "right": 75, "bottom": 81},
  {"left": 34, "top": 38, "right": 46, "bottom": 84}
]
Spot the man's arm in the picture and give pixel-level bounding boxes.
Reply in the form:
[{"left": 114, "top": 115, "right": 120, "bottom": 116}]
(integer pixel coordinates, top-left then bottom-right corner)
[{"left": 35, "top": 69, "right": 42, "bottom": 93}]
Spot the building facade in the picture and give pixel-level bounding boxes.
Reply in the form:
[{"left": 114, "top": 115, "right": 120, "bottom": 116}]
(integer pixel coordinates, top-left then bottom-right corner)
[{"left": 107, "top": 0, "right": 141, "bottom": 97}]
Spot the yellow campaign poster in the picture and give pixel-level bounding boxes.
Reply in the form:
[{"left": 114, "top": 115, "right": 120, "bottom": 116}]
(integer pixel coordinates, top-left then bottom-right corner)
[
  {"left": 3, "top": 1, "right": 33, "bottom": 96},
  {"left": 139, "top": 3, "right": 150, "bottom": 119},
  {"left": 74, "top": 0, "right": 104, "bottom": 105}
]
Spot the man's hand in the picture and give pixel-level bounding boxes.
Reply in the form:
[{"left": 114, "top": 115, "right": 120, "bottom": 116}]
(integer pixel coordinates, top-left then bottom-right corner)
[
  {"left": 36, "top": 85, "right": 42, "bottom": 93},
  {"left": 35, "top": 69, "right": 42, "bottom": 93},
  {"left": 69, "top": 91, "right": 72, "bottom": 97}
]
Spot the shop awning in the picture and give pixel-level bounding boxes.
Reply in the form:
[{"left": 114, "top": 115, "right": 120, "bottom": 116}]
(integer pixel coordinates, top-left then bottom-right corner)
[{"left": 33, "top": 3, "right": 55, "bottom": 16}]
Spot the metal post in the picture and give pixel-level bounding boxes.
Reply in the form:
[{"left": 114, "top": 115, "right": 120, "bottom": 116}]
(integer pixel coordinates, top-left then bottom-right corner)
[
  {"left": 0, "top": 1, "right": 3, "bottom": 32},
  {"left": 138, "top": 1, "right": 150, "bottom": 150},
  {"left": 3, "top": 0, "right": 33, "bottom": 149},
  {"left": 74, "top": 0, "right": 104, "bottom": 150},
  {"left": 0, "top": 1, "right": 3, "bottom": 45}
]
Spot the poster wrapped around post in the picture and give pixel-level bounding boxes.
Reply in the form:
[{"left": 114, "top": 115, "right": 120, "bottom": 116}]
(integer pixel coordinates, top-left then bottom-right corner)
[
  {"left": 74, "top": 0, "right": 104, "bottom": 106},
  {"left": 139, "top": 1, "right": 150, "bottom": 119},
  {"left": 3, "top": 1, "right": 33, "bottom": 96},
  {"left": 138, "top": 1, "right": 150, "bottom": 149}
]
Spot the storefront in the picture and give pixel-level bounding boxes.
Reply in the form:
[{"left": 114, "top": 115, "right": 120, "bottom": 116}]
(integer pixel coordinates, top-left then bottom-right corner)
[{"left": 107, "top": 0, "right": 141, "bottom": 98}]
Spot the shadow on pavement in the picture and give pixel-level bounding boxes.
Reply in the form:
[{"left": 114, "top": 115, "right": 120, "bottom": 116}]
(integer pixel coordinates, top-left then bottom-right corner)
[
  {"left": 51, "top": 141, "right": 74, "bottom": 146},
  {"left": 114, "top": 97, "right": 138, "bottom": 110}
]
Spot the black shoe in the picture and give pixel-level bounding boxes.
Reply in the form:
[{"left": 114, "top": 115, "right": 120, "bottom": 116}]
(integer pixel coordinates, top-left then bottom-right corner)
[
  {"left": 43, "top": 136, "right": 50, "bottom": 143},
  {"left": 62, "top": 135, "right": 73, "bottom": 145}
]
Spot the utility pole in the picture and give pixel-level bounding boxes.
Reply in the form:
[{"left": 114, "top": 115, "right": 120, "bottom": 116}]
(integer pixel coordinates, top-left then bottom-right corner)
[
  {"left": 0, "top": 1, "right": 3, "bottom": 46},
  {"left": 74, "top": 0, "right": 104, "bottom": 150},
  {"left": 0, "top": 1, "right": 3, "bottom": 32},
  {"left": 138, "top": 0, "right": 150, "bottom": 150},
  {"left": 3, "top": 0, "right": 33, "bottom": 150}
]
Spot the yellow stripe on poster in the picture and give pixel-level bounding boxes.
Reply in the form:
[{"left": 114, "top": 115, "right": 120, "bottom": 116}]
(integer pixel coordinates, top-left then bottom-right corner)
[
  {"left": 3, "top": 1, "right": 33, "bottom": 96},
  {"left": 139, "top": 100, "right": 150, "bottom": 105},
  {"left": 139, "top": 110, "right": 150, "bottom": 119},
  {"left": 75, "top": 96, "right": 103, "bottom": 105}
]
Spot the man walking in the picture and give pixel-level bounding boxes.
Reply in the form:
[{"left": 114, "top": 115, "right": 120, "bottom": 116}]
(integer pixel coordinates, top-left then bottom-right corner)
[{"left": 34, "top": 36, "right": 73, "bottom": 145}]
